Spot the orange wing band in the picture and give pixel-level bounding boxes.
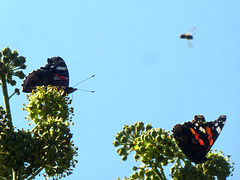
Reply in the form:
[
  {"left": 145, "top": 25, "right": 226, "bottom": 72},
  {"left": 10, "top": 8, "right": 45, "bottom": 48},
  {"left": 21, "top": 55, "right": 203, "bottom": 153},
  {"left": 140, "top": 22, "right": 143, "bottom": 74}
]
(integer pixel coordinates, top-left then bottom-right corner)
[
  {"left": 206, "top": 127, "right": 213, "bottom": 146},
  {"left": 190, "top": 128, "right": 204, "bottom": 145}
]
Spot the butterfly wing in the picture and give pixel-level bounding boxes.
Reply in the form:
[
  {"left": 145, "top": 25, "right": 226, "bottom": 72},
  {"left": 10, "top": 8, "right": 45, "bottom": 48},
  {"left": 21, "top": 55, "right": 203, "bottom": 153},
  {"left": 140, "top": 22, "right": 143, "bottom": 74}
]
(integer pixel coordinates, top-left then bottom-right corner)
[
  {"left": 172, "top": 115, "right": 226, "bottom": 164},
  {"left": 204, "top": 115, "right": 226, "bottom": 149},
  {"left": 172, "top": 116, "right": 208, "bottom": 164},
  {"left": 22, "top": 56, "right": 76, "bottom": 94},
  {"left": 41, "top": 57, "right": 69, "bottom": 87},
  {"left": 22, "top": 70, "right": 54, "bottom": 92}
]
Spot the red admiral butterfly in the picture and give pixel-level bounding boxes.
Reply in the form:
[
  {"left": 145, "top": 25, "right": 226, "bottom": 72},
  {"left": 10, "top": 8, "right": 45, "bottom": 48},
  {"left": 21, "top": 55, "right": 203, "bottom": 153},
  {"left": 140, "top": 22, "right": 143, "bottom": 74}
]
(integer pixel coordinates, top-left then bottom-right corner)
[
  {"left": 172, "top": 115, "right": 226, "bottom": 164},
  {"left": 22, "top": 57, "right": 77, "bottom": 95}
]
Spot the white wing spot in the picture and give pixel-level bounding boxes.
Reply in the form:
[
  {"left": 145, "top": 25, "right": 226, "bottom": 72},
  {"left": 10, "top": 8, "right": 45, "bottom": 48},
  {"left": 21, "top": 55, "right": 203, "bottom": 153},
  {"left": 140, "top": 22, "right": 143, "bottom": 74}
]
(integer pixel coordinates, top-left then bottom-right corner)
[
  {"left": 195, "top": 123, "right": 199, "bottom": 126},
  {"left": 215, "top": 123, "right": 218, "bottom": 126},
  {"left": 199, "top": 127, "right": 206, "bottom": 133},
  {"left": 56, "top": 66, "right": 67, "bottom": 70},
  {"left": 216, "top": 126, "right": 221, "bottom": 133}
]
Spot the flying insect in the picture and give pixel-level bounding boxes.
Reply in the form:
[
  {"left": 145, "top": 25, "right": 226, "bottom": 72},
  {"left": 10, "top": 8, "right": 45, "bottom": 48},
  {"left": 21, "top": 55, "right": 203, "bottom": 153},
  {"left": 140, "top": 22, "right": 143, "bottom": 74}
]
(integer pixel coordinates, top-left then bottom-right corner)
[{"left": 180, "top": 28, "right": 196, "bottom": 47}]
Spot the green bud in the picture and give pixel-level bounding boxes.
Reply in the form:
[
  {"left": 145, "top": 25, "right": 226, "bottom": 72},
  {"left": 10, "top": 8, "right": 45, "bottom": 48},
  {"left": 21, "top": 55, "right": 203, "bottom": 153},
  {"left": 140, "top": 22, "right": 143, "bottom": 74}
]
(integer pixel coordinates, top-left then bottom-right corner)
[
  {"left": 13, "top": 71, "right": 25, "bottom": 79},
  {"left": 14, "top": 88, "right": 20, "bottom": 95},
  {"left": 136, "top": 126, "right": 142, "bottom": 135},
  {"left": 122, "top": 155, "right": 127, "bottom": 161},
  {"left": 156, "top": 128, "right": 163, "bottom": 134},
  {"left": 134, "top": 154, "right": 140, "bottom": 160},
  {"left": 12, "top": 56, "right": 26, "bottom": 67},
  {"left": 156, "top": 135, "right": 162, "bottom": 142},
  {"left": 120, "top": 136, "right": 128, "bottom": 143},
  {"left": 124, "top": 127, "right": 131, "bottom": 134},
  {"left": 131, "top": 171, "right": 138, "bottom": 179},
  {"left": 117, "top": 147, "right": 126, "bottom": 156},
  {"left": 20, "top": 64, "right": 27, "bottom": 69},
  {"left": 162, "top": 159, "right": 168, "bottom": 166},
  {"left": 145, "top": 170, "right": 152, "bottom": 177},
  {"left": 132, "top": 166, "right": 138, "bottom": 171},
  {"left": 151, "top": 130, "right": 157, "bottom": 138},
  {"left": 139, "top": 146, "right": 146, "bottom": 153},
  {"left": 11, "top": 50, "right": 18, "bottom": 59},
  {"left": 143, "top": 134, "right": 149, "bottom": 142},
  {"left": 145, "top": 124, "right": 152, "bottom": 131},
  {"left": 129, "top": 125, "right": 134, "bottom": 131},
  {"left": 129, "top": 142, "right": 134, "bottom": 149},
  {"left": 2, "top": 47, "right": 11, "bottom": 56},
  {"left": 138, "top": 121, "right": 144, "bottom": 128},
  {"left": 113, "top": 141, "right": 120, "bottom": 147},
  {"left": 138, "top": 169, "right": 145, "bottom": 177},
  {"left": 7, "top": 72, "right": 13, "bottom": 80},
  {"left": 10, "top": 80, "right": 16, "bottom": 86},
  {"left": 3, "top": 56, "right": 10, "bottom": 63},
  {"left": 18, "top": 56, "right": 26, "bottom": 64}
]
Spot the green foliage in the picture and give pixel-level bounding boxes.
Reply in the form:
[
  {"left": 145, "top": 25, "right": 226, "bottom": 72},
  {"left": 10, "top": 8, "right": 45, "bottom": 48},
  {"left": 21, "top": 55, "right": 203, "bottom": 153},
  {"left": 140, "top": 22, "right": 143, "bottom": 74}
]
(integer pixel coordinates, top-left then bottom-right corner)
[
  {"left": 24, "top": 86, "right": 78, "bottom": 179},
  {"left": 113, "top": 121, "right": 177, "bottom": 180},
  {"left": 114, "top": 121, "right": 234, "bottom": 180},
  {"left": 0, "top": 47, "right": 26, "bottom": 86},
  {"left": 0, "top": 86, "right": 78, "bottom": 180},
  {"left": 0, "top": 47, "right": 78, "bottom": 180},
  {"left": 170, "top": 151, "right": 234, "bottom": 180},
  {"left": 0, "top": 105, "right": 40, "bottom": 179},
  {"left": 23, "top": 86, "right": 73, "bottom": 124}
]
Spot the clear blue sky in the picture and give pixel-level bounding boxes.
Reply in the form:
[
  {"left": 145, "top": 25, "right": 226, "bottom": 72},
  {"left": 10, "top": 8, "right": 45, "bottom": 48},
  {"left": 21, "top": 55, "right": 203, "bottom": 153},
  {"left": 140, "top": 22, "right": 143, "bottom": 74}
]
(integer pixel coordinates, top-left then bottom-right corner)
[{"left": 0, "top": 0, "right": 239, "bottom": 179}]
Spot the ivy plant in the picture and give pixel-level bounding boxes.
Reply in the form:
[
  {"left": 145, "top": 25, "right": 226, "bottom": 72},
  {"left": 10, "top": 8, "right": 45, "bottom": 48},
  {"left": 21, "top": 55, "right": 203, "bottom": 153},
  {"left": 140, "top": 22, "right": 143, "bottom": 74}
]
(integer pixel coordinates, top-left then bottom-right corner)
[
  {"left": 113, "top": 121, "right": 234, "bottom": 180},
  {"left": 0, "top": 47, "right": 78, "bottom": 180}
]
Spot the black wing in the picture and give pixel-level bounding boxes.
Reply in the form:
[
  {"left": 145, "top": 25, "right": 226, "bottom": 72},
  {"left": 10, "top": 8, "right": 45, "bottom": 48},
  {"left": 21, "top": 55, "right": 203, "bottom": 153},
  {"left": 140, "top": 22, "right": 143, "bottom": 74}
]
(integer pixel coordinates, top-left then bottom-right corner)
[
  {"left": 172, "top": 115, "right": 226, "bottom": 164},
  {"left": 22, "top": 57, "right": 76, "bottom": 94}
]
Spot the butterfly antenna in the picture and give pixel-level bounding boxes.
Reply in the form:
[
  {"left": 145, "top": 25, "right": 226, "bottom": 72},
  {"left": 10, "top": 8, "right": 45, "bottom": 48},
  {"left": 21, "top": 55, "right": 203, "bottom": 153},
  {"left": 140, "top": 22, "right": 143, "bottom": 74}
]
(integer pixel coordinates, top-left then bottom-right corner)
[
  {"left": 72, "top": 74, "right": 95, "bottom": 93},
  {"left": 73, "top": 74, "right": 95, "bottom": 87},
  {"left": 77, "top": 89, "right": 95, "bottom": 93}
]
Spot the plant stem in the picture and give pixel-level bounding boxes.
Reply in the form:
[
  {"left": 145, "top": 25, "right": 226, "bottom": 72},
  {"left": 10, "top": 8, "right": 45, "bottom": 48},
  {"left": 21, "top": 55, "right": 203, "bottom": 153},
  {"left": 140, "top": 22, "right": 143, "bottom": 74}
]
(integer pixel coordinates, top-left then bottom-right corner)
[
  {"left": 0, "top": 74, "right": 13, "bottom": 132},
  {"left": 12, "top": 170, "right": 16, "bottom": 180},
  {"left": 0, "top": 75, "right": 15, "bottom": 180},
  {"left": 25, "top": 167, "right": 44, "bottom": 180},
  {"left": 159, "top": 165, "right": 167, "bottom": 180},
  {"left": 153, "top": 166, "right": 167, "bottom": 180},
  {"left": 153, "top": 167, "right": 164, "bottom": 180}
]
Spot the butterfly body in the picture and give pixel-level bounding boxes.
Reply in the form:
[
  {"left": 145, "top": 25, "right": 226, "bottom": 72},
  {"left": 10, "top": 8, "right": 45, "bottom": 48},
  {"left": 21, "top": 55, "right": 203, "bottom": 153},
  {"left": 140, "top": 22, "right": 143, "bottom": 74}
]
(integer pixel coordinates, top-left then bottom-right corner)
[
  {"left": 22, "top": 57, "right": 77, "bottom": 95},
  {"left": 172, "top": 115, "right": 226, "bottom": 164}
]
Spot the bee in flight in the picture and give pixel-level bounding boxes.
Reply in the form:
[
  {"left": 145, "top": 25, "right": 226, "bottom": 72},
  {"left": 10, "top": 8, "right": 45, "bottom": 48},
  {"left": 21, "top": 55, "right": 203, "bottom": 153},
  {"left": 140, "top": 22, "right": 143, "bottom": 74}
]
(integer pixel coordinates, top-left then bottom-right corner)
[{"left": 180, "top": 28, "right": 196, "bottom": 47}]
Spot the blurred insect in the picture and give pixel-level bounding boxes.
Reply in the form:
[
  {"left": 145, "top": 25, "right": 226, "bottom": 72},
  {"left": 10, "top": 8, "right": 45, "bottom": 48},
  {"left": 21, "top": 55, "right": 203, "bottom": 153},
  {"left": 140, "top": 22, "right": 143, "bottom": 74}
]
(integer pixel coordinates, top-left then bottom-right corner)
[{"left": 180, "top": 28, "right": 196, "bottom": 47}]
